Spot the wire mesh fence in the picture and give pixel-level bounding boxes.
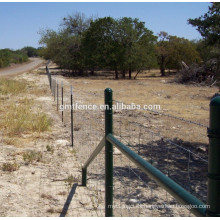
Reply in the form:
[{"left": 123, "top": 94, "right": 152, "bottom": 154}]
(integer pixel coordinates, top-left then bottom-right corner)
[
  {"left": 110, "top": 99, "right": 207, "bottom": 216},
  {"left": 46, "top": 64, "right": 209, "bottom": 217}
]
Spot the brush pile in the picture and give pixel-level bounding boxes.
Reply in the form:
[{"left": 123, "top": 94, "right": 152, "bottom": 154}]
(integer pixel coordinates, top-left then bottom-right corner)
[{"left": 176, "top": 59, "right": 220, "bottom": 86}]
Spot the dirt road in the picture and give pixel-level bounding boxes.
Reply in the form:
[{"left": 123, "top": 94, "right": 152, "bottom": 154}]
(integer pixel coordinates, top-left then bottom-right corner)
[{"left": 0, "top": 58, "right": 44, "bottom": 77}]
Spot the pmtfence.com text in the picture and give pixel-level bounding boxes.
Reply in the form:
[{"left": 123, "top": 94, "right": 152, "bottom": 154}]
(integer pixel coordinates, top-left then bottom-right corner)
[
  {"left": 59, "top": 102, "right": 161, "bottom": 111},
  {"left": 108, "top": 204, "right": 210, "bottom": 211}
]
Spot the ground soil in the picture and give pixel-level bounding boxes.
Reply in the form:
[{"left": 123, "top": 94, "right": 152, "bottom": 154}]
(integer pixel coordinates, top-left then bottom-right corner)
[{"left": 0, "top": 63, "right": 217, "bottom": 217}]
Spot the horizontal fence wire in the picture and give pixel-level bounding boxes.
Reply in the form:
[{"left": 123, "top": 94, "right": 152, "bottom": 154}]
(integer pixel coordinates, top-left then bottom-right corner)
[
  {"left": 46, "top": 65, "right": 208, "bottom": 217},
  {"left": 46, "top": 66, "right": 106, "bottom": 216},
  {"left": 113, "top": 97, "right": 208, "bottom": 216},
  {"left": 113, "top": 99, "right": 208, "bottom": 128}
]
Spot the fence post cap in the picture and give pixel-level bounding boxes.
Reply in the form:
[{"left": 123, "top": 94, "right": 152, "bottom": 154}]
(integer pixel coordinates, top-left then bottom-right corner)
[
  {"left": 105, "top": 88, "right": 112, "bottom": 93},
  {"left": 210, "top": 96, "right": 220, "bottom": 107}
]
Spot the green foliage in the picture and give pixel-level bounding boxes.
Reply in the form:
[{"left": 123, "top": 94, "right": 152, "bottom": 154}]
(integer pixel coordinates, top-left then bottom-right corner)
[
  {"left": 156, "top": 32, "right": 201, "bottom": 76},
  {"left": 166, "top": 36, "right": 201, "bottom": 69},
  {"left": 39, "top": 14, "right": 157, "bottom": 79},
  {"left": 21, "top": 46, "right": 39, "bottom": 57},
  {"left": 83, "top": 17, "right": 157, "bottom": 79},
  {"left": 188, "top": 2, "right": 220, "bottom": 47},
  {"left": 40, "top": 12, "right": 214, "bottom": 79},
  {"left": 193, "top": 39, "right": 219, "bottom": 63},
  {"left": 46, "top": 144, "right": 54, "bottom": 153},
  {"left": 188, "top": 3, "right": 220, "bottom": 85},
  {"left": 39, "top": 13, "right": 91, "bottom": 74},
  {"left": 0, "top": 48, "right": 28, "bottom": 68}
]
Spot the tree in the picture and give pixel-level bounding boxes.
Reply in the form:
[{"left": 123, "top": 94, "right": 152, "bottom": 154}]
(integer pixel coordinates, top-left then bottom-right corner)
[
  {"left": 156, "top": 32, "right": 201, "bottom": 76},
  {"left": 156, "top": 32, "right": 170, "bottom": 76},
  {"left": 166, "top": 36, "right": 201, "bottom": 70},
  {"left": 39, "top": 13, "right": 91, "bottom": 75},
  {"left": 82, "top": 17, "right": 121, "bottom": 79},
  {"left": 188, "top": 2, "right": 220, "bottom": 83},
  {"left": 116, "top": 17, "right": 157, "bottom": 79},
  {"left": 21, "top": 46, "right": 38, "bottom": 57},
  {"left": 62, "top": 12, "right": 92, "bottom": 37},
  {"left": 0, "top": 49, "right": 28, "bottom": 68},
  {"left": 39, "top": 14, "right": 157, "bottom": 79},
  {"left": 82, "top": 17, "right": 157, "bottom": 79},
  {"left": 188, "top": 3, "right": 220, "bottom": 46}
]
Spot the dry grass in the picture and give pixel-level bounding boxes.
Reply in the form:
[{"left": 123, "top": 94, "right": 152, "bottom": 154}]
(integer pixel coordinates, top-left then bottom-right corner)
[
  {"left": 56, "top": 69, "right": 218, "bottom": 146},
  {"left": 41, "top": 193, "right": 55, "bottom": 200},
  {"left": 0, "top": 79, "right": 26, "bottom": 95},
  {"left": 0, "top": 78, "right": 52, "bottom": 147},
  {"left": 1, "top": 162, "right": 20, "bottom": 172},
  {"left": 23, "top": 150, "right": 43, "bottom": 165},
  {"left": 65, "top": 70, "right": 218, "bottom": 125},
  {"left": 2, "top": 102, "right": 51, "bottom": 137}
]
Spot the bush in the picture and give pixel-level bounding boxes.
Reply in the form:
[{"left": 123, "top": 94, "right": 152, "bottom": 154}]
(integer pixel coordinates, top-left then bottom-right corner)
[
  {"left": 0, "top": 49, "right": 28, "bottom": 68},
  {"left": 1, "top": 162, "right": 20, "bottom": 172},
  {"left": 23, "top": 150, "right": 43, "bottom": 165}
]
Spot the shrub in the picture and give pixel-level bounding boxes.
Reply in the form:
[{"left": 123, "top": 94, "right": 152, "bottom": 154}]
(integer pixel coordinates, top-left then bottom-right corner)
[
  {"left": 23, "top": 150, "right": 43, "bottom": 165},
  {"left": 1, "top": 162, "right": 19, "bottom": 172}
]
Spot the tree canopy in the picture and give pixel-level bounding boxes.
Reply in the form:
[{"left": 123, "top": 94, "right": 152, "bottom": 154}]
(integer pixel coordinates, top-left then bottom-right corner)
[
  {"left": 39, "top": 13, "right": 214, "bottom": 79},
  {"left": 188, "top": 3, "right": 220, "bottom": 47},
  {"left": 82, "top": 17, "right": 157, "bottom": 79},
  {"left": 188, "top": 2, "right": 220, "bottom": 83},
  {"left": 0, "top": 49, "right": 28, "bottom": 68},
  {"left": 156, "top": 32, "right": 201, "bottom": 76}
]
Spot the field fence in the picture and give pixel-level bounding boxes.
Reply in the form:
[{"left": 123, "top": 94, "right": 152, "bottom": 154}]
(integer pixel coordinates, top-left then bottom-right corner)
[
  {"left": 111, "top": 97, "right": 208, "bottom": 216},
  {"left": 45, "top": 63, "right": 214, "bottom": 217}
]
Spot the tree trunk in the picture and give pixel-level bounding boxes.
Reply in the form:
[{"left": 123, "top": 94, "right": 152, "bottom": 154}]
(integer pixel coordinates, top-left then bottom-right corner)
[
  {"left": 129, "top": 69, "right": 132, "bottom": 79},
  {"left": 160, "top": 56, "right": 165, "bottom": 77},
  {"left": 134, "top": 70, "right": 141, "bottom": 80},
  {"left": 115, "top": 65, "right": 119, "bottom": 79},
  {"left": 79, "top": 69, "right": 84, "bottom": 76},
  {"left": 122, "top": 70, "right": 126, "bottom": 79}
]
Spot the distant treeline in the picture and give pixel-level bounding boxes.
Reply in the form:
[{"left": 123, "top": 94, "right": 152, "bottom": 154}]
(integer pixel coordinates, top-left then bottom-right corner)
[
  {"left": 38, "top": 14, "right": 202, "bottom": 79},
  {"left": 39, "top": 3, "right": 219, "bottom": 80},
  {"left": 0, "top": 47, "right": 40, "bottom": 68}
]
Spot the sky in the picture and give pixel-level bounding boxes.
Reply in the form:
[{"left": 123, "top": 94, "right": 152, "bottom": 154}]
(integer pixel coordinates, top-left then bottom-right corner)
[{"left": 0, "top": 2, "right": 211, "bottom": 50}]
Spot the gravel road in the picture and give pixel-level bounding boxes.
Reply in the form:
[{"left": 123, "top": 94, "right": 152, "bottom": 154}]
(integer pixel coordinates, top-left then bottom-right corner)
[{"left": 0, "top": 58, "right": 44, "bottom": 77}]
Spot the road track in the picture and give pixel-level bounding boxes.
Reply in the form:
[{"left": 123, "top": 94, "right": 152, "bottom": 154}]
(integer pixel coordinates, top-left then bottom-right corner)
[{"left": 0, "top": 58, "right": 44, "bottom": 77}]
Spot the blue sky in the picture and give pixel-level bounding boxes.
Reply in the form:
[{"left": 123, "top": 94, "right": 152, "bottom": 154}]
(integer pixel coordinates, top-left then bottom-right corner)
[{"left": 0, "top": 2, "right": 211, "bottom": 50}]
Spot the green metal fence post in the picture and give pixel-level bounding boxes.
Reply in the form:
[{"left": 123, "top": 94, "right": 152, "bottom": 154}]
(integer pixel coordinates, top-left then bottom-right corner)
[
  {"left": 82, "top": 167, "right": 87, "bottom": 186},
  {"left": 104, "top": 88, "right": 113, "bottom": 217},
  {"left": 207, "top": 96, "right": 220, "bottom": 216}
]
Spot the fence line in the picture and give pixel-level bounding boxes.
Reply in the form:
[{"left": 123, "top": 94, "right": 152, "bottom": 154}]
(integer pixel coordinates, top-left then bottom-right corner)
[
  {"left": 45, "top": 63, "right": 219, "bottom": 217},
  {"left": 113, "top": 99, "right": 207, "bottom": 128}
]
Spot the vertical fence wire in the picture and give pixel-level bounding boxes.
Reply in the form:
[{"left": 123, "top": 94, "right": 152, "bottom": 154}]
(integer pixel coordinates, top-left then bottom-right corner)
[
  {"left": 45, "top": 65, "right": 208, "bottom": 217},
  {"left": 112, "top": 97, "right": 208, "bottom": 216}
]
